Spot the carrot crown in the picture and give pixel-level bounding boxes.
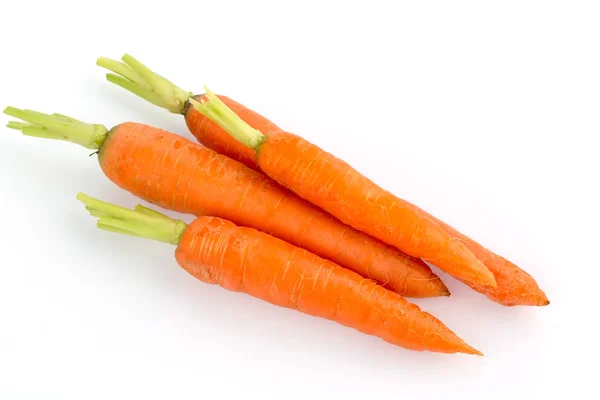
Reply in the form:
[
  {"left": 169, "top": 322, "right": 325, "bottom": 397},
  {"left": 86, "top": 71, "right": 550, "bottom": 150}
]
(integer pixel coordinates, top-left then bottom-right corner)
[
  {"left": 97, "top": 54, "right": 193, "bottom": 114},
  {"left": 189, "top": 87, "right": 264, "bottom": 149},
  {"left": 77, "top": 193, "right": 188, "bottom": 245},
  {"left": 3, "top": 107, "right": 108, "bottom": 150}
]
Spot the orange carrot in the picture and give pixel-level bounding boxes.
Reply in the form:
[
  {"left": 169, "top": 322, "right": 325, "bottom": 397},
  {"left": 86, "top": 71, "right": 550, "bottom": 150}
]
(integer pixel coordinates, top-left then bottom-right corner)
[
  {"left": 97, "top": 54, "right": 548, "bottom": 306},
  {"left": 3, "top": 107, "right": 448, "bottom": 298},
  {"left": 76, "top": 193, "right": 482, "bottom": 355},
  {"left": 186, "top": 90, "right": 496, "bottom": 288}
]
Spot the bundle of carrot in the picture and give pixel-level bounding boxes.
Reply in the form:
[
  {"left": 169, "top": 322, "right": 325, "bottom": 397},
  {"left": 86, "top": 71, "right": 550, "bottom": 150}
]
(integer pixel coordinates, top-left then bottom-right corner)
[
  {"left": 97, "top": 54, "right": 549, "bottom": 307},
  {"left": 1, "top": 52, "right": 549, "bottom": 357}
]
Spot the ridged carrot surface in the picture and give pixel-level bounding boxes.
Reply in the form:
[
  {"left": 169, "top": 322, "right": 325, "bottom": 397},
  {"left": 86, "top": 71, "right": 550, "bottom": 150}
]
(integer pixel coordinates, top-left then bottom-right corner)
[{"left": 3, "top": 108, "right": 448, "bottom": 298}]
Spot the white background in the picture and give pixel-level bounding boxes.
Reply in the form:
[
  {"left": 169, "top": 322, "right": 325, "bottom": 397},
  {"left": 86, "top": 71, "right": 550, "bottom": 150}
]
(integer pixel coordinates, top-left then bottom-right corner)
[{"left": 0, "top": 1, "right": 597, "bottom": 398}]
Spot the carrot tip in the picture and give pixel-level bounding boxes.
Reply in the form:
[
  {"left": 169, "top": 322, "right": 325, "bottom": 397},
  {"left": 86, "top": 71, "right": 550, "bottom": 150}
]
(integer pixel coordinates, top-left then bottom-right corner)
[
  {"left": 478, "top": 270, "right": 498, "bottom": 288},
  {"left": 461, "top": 343, "right": 484, "bottom": 356},
  {"left": 437, "top": 279, "right": 451, "bottom": 297},
  {"left": 540, "top": 298, "right": 550, "bottom": 306},
  {"left": 531, "top": 291, "right": 550, "bottom": 307},
  {"left": 471, "top": 348, "right": 484, "bottom": 357}
]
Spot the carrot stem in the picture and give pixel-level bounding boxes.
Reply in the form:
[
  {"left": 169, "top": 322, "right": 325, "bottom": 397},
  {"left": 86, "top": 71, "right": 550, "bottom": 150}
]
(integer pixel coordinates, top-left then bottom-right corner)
[
  {"left": 189, "top": 87, "right": 264, "bottom": 149},
  {"left": 3, "top": 107, "right": 108, "bottom": 150},
  {"left": 77, "top": 193, "right": 188, "bottom": 245},
  {"left": 97, "top": 54, "right": 192, "bottom": 114}
]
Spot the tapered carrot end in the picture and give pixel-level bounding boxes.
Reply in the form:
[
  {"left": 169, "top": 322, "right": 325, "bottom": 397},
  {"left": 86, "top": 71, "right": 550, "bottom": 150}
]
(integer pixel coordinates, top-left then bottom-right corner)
[
  {"left": 468, "top": 348, "right": 484, "bottom": 357},
  {"left": 536, "top": 294, "right": 550, "bottom": 307},
  {"left": 536, "top": 288, "right": 550, "bottom": 306},
  {"left": 435, "top": 277, "right": 451, "bottom": 297},
  {"left": 416, "top": 277, "right": 451, "bottom": 298},
  {"left": 475, "top": 262, "right": 497, "bottom": 288},
  {"left": 457, "top": 341, "right": 484, "bottom": 356}
]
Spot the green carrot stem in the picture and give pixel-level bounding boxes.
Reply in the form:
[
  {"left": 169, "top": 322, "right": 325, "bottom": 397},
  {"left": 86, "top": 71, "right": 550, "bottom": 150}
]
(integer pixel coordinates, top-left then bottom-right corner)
[
  {"left": 97, "top": 53, "right": 193, "bottom": 114},
  {"left": 134, "top": 204, "right": 174, "bottom": 221},
  {"left": 77, "top": 193, "right": 188, "bottom": 245},
  {"left": 97, "top": 224, "right": 147, "bottom": 239},
  {"left": 189, "top": 87, "right": 264, "bottom": 149},
  {"left": 3, "top": 107, "right": 108, "bottom": 150}
]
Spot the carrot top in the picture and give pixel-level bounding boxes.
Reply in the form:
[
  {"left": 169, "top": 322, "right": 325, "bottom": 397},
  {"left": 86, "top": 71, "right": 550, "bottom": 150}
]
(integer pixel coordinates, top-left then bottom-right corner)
[
  {"left": 97, "top": 54, "right": 193, "bottom": 114},
  {"left": 189, "top": 88, "right": 265, "bottom": 149},
  {"left": 4, "top": 107, "right": 108, "bottom": 149},
  {"left": 77, "top": 193, "right": 187, "bottom": 245},
  {"left": 189, "top": 89, "right": 265, "bottom": 149}
]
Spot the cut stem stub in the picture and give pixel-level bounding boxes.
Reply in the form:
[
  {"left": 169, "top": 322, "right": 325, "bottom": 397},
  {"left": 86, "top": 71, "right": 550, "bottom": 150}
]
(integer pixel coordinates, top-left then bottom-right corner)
[
  {"left": 189, "top": 87, "right": 265, "bottom": 149},
  {"left": 3, "top": 107, "right": 108, "bottom": 150},
  {"left": 97, "top": 53, "right": 193, "bottom": 114},
  {"left": 77, "top": 193, "right": 188, "bottom": 245}
]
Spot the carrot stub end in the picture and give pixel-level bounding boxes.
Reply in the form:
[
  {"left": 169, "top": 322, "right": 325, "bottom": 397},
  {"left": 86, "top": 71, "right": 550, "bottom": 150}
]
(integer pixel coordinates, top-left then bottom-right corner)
[
  {"left": 97, "top": 53, "right": 193, "bottom": 115},
  {"left": 76, "top": 193, "right": 188, "bottom": 245},
  {"left": 189, "top": 87, "right": 265, "bottom": 149},
  {"left": 4, "top": 107, "right": 108, "bottom": 150}
]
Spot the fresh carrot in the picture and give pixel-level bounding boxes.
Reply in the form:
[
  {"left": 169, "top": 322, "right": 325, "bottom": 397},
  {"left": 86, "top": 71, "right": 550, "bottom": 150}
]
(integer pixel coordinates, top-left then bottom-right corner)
[
  {"left": 3, "top": 107, "right": 449, "bottom": 298},
  {"left": 76, "top": 193, "right": 482, "bottom": 355},
  {"left": 186, "top": 90, "right": 496, "bottom": 288}
]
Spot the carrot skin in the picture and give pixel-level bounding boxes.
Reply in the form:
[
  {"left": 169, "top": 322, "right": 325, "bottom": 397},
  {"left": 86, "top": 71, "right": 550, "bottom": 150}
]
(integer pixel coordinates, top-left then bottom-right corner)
[
  {"left": 99, "top": 123, "right": 448, "bottom": 298},
  {"left": 176, "top": 216, "right": 480, "bottom": 355},
  {"left": 252, "top": 132, "right": 495, "bottom": 288}
]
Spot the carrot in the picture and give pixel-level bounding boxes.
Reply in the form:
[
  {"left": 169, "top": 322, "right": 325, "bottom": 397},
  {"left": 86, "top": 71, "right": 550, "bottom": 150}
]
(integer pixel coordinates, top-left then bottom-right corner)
[
  {"left": 76, "top": 192, "right": 482, "bottom": 355},
  {"left": 3, "top": 107, "right": 449, "bottom": 298},
  {"left": 97, "top": 54, "right": 548, "bottom": 306}
]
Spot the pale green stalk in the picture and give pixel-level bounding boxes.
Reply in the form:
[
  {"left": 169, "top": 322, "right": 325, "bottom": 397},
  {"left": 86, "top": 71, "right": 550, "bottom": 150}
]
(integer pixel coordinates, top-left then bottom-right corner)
[
  {"left": 3, "top": 107, "right": 108, "bottom": 150},
  {"left": 189, "top": 87, "right": 264, "bottom": 149},
  {"left": 77, "top": 193, "right": 188, "bottom": 245},
  {"left": 97, "top": 53, "right": 193, "bottom": 114}
]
